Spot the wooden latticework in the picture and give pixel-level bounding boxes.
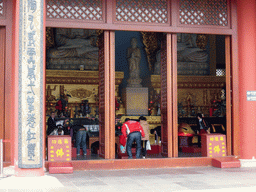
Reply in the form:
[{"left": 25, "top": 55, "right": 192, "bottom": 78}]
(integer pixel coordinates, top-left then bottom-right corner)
[
  {"left": 98, "top": 32, "right": 106, "bottom": 158},
  {"left": 0, "top": 0, "right": 4, "bottom": 17},
  {"left": 160, "top": 35, "right": 168, "bottom": 157},
  {"left": 179, "top": 0, "right": 228, "bottom": 26},
  {"left": 46, "top": 0, "right": 103, "bottom": 21},
  {"left": 116, "top": 0, "right": 168, "bottom": 23}
]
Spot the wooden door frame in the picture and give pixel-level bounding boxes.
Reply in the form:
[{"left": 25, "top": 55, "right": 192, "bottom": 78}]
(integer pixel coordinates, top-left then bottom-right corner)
[
  {"left": 109, "top": 31, "right": 115, "bottom": 159},
  {"left": 171, "top": 33, "right": 178, "bottom": 157},
  {"left": 225, "top": 36, "right": 232, "bottom": 156},
  {"left": 0, "top": 27, "right": 5, "bottom": 149}
]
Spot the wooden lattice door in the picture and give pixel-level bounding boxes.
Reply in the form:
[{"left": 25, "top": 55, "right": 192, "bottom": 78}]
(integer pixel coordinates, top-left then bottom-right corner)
[
  {"left": 98, "top": 31, "right": 110, "bottom": 159},
  {"left": 161, "top": 34, "right": 172, "bottom": 157}
]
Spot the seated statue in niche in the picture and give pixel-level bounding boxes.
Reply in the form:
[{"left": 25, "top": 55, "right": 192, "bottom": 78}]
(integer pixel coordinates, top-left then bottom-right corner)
[
  {"left": 153, "top": 34, "right": 208, "bottom": 75},
  {"left": 47, "top": 28, "right": 99, "bottom": 70},
  {"left": 127, "top": 37, "right": 142, "bottom": 87},
  {"left": 177, "top": 33, "right": 208, "bottom": 63}
]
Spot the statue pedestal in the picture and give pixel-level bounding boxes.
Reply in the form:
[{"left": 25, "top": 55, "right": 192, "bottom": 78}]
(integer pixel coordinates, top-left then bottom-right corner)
[{"left": 123, "top": 87, "right": 148, "bottom": 116}]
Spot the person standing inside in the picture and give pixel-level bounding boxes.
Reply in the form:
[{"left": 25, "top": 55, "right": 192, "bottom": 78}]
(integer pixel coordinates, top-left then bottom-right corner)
[
  {"left": 121, "top": 118, "right": 145, "bottom": 159},
  {"left": 72, "top": 124, "right": 88, "bottom": 157},
  {"left": 196, "top": 113, "right": 210, "bottom": 135},
  {"left": 196, "top": 113, "right": 210, "bottom": 147},
  {"left": 47, "top": 111, "right": 57, "bottom": 135},
  {"left": 139, "top": 116, "right": 150, "bottom": 159}
]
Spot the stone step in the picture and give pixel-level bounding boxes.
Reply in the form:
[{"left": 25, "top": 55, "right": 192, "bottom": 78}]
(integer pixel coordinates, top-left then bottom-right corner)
[
  {"left": 49, "top": 162, "right": 73, "bottom": 174},
  {"left": 212, "top": 157, "right": 241, "bottom": 168}
]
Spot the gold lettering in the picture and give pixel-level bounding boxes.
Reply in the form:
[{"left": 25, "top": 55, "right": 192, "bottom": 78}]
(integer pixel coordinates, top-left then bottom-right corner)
[
  {"left": 56, "top": 148, "right": 64, "bottom": 157},
  {"left": 214, "top": 145, "right": 220, "bottom": 154}
]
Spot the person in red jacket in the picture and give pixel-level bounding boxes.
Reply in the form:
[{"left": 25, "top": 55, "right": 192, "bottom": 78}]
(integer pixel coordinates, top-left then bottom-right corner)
[{"left": 121, "top": 118, "right": 145, "bottom": 159}]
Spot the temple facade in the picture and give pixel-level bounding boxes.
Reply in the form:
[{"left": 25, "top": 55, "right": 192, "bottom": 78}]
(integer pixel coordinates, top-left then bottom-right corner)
[{"left": 0, "top": 0, "right": 256, "bottom": 176}]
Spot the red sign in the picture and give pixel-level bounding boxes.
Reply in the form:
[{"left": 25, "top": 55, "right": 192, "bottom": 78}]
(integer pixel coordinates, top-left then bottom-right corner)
[
  {"left": 48, "top": 135, "right": 71, "bottom": 162},
  {"left": 201, "top": 134, "right": 226, "bottom": 157}
]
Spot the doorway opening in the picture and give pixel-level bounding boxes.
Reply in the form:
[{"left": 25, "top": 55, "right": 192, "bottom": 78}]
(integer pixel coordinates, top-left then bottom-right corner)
[
  {"left": 177, "top": 34, "right": 228, "bottom": 158},
  {"left": 114, "top": 31, "right": 166, "bottom": 159},
  {"left": 45, "top": 27, "right": 104, "bottom": 161}
]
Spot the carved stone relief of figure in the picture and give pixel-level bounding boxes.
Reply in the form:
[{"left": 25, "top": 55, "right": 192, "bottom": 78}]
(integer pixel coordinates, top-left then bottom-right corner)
[
  {"left": 177, "top": 33, "right": 208, "bottom": 63},
  {"left": 47, "top": 28, "right": 99, "bottom": 70},
  {"left": 127, "top": 37, "right": 142, "bottom": 87},
  {"left": 177, "top": 33, "right": 209, "bottom": 76}
]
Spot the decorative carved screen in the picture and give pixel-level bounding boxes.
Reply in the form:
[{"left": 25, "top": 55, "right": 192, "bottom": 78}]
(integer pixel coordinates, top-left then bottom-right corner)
[
  {"left": 46, "top": 0, "right": 103, "bottom": 21},
  {"left": 116, "top": 0, "right": 168, "bottom": 23},
  {"left": 179, "top": 0, "right": 228, "bottom": 26},
  {"left": 98, "top": 32, "right": 106, "bottom": 158},
  {"left": 160, "top": 35, "right": 168, "bottom": 157},
  {"left": 0, "top": 0, "right": 4, "bottom": 17}
]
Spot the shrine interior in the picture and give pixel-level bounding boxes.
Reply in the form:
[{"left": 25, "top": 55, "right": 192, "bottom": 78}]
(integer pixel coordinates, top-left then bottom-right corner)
[{"left": 45, "top": 28, "right": 227, "bottom": 160}]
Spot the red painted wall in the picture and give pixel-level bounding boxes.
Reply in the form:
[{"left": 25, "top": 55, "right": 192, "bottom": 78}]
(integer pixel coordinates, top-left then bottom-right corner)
[{"left": 237, "top": 0, "right": 256, "bottom": 159}]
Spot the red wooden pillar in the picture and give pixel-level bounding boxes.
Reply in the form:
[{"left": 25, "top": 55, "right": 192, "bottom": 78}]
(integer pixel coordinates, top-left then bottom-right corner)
[{"left": 237, "top": 0, "right": 256, "bottom": 160}]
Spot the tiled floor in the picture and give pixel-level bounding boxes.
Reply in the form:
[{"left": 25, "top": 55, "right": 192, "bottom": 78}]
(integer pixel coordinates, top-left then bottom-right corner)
[{"left": 47, "top": 167, "right": 256, "bottom": 192}]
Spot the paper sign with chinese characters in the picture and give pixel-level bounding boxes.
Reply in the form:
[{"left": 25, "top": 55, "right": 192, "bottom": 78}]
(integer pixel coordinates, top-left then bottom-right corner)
[
  {"left": 48, "top": 136, "right": 71, "bottom": 162},
  {"left": 201, "top": 134, "right": 226, "bottom": 157}
]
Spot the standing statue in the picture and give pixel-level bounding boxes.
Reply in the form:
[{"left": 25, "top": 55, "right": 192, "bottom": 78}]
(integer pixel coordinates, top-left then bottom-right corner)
[
  {"left": 127, "top": 37, "right": 142, "bottom": 87},
  {"left": 154, "top": 50, "right": 161, "bottom": 75}
]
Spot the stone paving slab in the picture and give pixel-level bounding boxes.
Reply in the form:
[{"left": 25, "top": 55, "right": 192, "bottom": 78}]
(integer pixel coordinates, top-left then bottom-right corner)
[{"left": 1, "top": 167, "right": 256, "bottom": 191}]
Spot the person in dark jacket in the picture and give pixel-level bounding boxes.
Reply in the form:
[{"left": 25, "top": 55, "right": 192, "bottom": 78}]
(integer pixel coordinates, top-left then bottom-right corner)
[
  {"left": 150, "top": 126, "right": 161, "bottom": 143},
  {"left": 196, "top": 113, "right": 210, "bottom": 135},
  {"left": 196, "top": 113, "right": 210, "bottom": 147},
  {"left": 47, "top": 112, "right": 57, "bottom": 135}
]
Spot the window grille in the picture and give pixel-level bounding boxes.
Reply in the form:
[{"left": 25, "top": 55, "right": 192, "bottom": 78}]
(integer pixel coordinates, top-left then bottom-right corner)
[
  {"left": 0, "top": 0, "right": 4, "bottom": 17},
  {"left": 46, "top": 0, "right": 103, "bottom": 21},
  {"left": 179, "top": 0, "right": 228, "bottom": 26},
  {"left": 216, "top": 69, "right": 226, "bottom": 76},
  {"left": 116, "top": 0, "right": 168, "bottom": 23}
]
